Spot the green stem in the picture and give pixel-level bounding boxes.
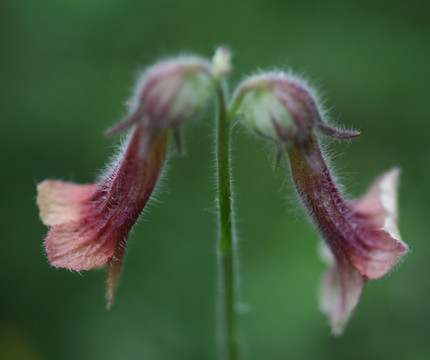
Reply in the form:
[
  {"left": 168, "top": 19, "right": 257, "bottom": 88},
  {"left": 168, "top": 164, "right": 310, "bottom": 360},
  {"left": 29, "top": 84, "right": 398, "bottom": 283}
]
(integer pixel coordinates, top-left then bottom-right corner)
[{"left": 215, "top": 82, "right": 240, "bottom": 360}]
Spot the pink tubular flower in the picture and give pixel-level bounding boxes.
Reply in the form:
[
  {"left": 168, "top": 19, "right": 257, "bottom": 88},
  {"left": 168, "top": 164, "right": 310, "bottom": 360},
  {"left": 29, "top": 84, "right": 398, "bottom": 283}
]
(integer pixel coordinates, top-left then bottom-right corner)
[
  {"left": 288, "top": 139, "right": 408, "bottom": 335},
  {"left": 38, "top": 127, "right": 168, "bottom": 307},
  {"left": 37, "top": 55, "right": 217, "bottom": 307},
  {"left": 232, "top": 72, "right": 409, "bottom": 334}
]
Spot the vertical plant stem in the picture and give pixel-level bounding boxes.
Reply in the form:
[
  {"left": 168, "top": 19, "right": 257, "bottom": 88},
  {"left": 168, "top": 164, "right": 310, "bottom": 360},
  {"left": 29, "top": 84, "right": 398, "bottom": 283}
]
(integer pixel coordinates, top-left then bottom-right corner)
[{"left": 215, "top": 82, "right": 240, "bottom": 360}]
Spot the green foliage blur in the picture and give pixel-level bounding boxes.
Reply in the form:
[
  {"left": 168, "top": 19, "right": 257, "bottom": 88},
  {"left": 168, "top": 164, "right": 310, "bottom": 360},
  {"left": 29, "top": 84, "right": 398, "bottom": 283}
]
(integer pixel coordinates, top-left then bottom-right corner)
[{"left": 1, "top": 0, "right": 429, "bottom": 359}]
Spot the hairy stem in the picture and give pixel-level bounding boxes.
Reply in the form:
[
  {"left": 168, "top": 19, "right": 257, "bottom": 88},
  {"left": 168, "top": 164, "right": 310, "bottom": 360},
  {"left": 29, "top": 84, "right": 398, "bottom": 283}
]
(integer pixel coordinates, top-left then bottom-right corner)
[{"left": 215, "top": 81, "right": 240, "bottom": 360}]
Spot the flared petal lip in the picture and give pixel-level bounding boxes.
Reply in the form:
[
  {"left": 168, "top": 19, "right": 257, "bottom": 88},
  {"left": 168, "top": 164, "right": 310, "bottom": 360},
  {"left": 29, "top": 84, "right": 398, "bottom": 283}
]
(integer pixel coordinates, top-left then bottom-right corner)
[{"left": 350, "top": 168, "right": 409, "bottom": 279}]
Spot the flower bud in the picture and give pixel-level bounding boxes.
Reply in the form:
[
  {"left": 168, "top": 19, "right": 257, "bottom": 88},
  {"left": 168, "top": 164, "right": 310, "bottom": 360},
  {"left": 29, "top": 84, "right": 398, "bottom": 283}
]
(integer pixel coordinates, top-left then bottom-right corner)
[
  {"left": 231, "top": 72, "right": 359, "bottom": 145},
  {"left": 106, "top": 56, "right": 216, "bottom": 137},
  {"left": 212, "top": 45, "right": 232, "bottom": 77}
]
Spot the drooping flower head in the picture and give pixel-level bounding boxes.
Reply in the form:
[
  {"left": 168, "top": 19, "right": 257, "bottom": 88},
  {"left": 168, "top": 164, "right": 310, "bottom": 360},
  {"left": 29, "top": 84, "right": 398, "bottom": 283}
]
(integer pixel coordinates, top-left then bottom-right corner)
[
  {"left": 230, "top": 72, "right": 358, "bottom": 145},
  {"left": 37, "top": 54, "right": 221, "bottom": 307},
  {"left": 231, "top": 71, "right": 408, "bottom": 334},
  {"left": 106, "top": 55, "right": 217, "bottom": 154}
]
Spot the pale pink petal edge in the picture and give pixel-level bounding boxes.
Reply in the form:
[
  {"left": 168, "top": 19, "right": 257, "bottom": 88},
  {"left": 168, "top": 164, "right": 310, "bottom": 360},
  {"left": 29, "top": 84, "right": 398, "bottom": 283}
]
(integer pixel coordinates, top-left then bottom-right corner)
[{"left": 320, "top": 257, "right": 365, "bottom": 336}]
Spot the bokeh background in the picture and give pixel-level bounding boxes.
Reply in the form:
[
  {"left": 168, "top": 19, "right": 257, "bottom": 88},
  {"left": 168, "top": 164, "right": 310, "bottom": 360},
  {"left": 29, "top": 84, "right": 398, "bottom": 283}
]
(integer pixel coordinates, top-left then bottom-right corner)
[{"left": 1, "top": 0, "right": 429, "bottom": 359}]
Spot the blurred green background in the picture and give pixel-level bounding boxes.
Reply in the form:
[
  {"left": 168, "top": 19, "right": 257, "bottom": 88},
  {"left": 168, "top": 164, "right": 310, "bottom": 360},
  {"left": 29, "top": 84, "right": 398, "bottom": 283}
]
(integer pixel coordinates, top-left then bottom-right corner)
[{"left": 1, "top": 0, "right": 429, "bottom": 359}]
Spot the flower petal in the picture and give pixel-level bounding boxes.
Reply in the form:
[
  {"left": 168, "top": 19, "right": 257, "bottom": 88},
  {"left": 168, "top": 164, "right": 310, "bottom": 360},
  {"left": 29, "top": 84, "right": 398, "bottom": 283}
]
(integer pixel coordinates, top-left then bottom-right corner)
[
  {"left": 45, "top": 219, "right": 119, "bottom": 270},
  {"left": 320, "top": 255, "right": 365, "bottom": 336},
  {"left": 38, "top": 180, "right": 119, "bottom": 270},
  {"left": 37, "top": 180, "right": 97, "bottom": 226},
  {"left": 351, "top": 168, "right": 409, "bottom": 279}
]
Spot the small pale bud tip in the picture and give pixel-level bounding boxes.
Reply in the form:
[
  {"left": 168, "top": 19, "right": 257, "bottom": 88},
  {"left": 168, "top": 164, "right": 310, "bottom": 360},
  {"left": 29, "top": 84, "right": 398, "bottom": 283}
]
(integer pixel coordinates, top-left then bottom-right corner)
[{"left": 212, "top": 45, "right": 232, "bottom": 77}]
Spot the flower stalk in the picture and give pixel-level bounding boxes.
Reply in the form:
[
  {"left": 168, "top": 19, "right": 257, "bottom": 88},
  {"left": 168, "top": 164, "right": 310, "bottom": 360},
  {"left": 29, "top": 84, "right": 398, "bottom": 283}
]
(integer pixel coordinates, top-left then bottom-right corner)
[
  {"left": 216, "top": 83, "right": 240, "bottom": 360},
  {"left": 213, "top": 46, "right": 240, "bottom": 360}
]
